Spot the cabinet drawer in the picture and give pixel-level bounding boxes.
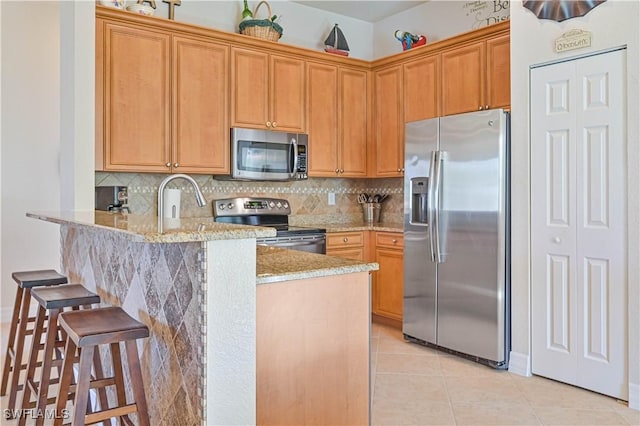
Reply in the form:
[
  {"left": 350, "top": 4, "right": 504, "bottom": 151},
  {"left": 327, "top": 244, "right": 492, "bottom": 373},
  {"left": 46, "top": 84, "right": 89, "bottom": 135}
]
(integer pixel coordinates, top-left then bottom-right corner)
[
  {"left": 376, "top": 232, "right": 403, "bottom": 249},
  {"left": 327, "top": 231, "right": 364, "bottom": 249},
  {"left": 327, "top": 247, "right": 365, "bottom": 262}
]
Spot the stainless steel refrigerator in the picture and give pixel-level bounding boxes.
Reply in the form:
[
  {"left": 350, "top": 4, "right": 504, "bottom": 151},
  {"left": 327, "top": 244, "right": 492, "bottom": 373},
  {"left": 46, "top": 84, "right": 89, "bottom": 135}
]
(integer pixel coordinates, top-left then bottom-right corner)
[{"left": 403, "top": 108, "right": 510, "bottom": 368}]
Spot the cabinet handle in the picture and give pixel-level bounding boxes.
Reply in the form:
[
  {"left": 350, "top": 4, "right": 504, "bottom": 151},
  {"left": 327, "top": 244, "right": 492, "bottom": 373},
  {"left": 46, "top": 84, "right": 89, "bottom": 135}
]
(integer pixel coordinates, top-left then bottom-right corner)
[
  {"left": 272, "top": 122, "right": 277, "bottom": 128},
  {"left": 173, "top": 162, "right": 179, "bottom": 168},
  {"left": 266, "top": 121, "right": 272, "bottom": 127},
  {"left": 165, "top": 162, "right": 171, "bottom": 168},
  {"left": 343, "top": 237, "right": 348, "bottom": 243}
]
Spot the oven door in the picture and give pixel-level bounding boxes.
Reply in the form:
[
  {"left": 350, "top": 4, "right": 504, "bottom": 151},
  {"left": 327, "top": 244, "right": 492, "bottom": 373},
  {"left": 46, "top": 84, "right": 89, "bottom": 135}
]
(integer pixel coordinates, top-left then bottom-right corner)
[
  {"left": 231, "top": 128, "right": 299, "bottom": 181},
  {"left": 257, "top": 235, "right": 326, "bottom": 254}
]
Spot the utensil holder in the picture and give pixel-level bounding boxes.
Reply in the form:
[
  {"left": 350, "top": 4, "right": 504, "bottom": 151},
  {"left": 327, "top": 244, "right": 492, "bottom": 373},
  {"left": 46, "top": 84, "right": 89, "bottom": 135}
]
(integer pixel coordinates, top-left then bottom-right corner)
[{"left": 362, "top": 202, "right": 381, "bottom": 223}]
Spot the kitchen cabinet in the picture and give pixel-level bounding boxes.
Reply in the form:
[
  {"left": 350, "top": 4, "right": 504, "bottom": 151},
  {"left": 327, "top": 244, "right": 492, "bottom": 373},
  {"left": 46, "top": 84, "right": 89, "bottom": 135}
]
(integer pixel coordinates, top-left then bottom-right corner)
[
  {"left": 307, "top": 64, "right": 368, "bottom": 177},
  {"left": 404, "top": 54, "right": 440, "bottom": 122},
  {"left": 374, "top": 65, "right": 404, "bottom": 177},
  {"left": 231, "top": 47, "right": 305, "bottom": 132},
  {"left": 371, "top": 232, "right": 404, "bottom": 322},
  {"left": 97, "top": 20, "right": 229, "bottom": 173},
  {"left": 326, "top": 231, "right": 366, "bottom": 261},
  {"left": 441, "top": 33, "right": 510, "bottom": 116}
]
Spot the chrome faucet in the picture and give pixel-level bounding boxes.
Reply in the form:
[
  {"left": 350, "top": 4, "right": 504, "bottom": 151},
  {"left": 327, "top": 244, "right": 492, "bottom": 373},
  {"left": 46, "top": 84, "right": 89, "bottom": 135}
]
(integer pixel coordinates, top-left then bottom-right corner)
[{"left": 157, "top": 174, "right": 207, "bottom": 231}]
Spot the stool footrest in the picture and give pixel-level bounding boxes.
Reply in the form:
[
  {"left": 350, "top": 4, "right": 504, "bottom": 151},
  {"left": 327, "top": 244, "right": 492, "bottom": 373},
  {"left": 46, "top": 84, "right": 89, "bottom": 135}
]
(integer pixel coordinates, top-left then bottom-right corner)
[{"left": 84, "top": 404, "right": 137, "bottom": 425}]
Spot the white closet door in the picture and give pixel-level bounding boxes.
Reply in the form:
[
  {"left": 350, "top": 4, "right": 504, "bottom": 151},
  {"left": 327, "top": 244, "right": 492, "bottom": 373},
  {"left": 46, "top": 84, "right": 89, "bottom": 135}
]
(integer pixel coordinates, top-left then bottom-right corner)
[{"left": 531, "top": 49, "right": 627, "bottom": 400}]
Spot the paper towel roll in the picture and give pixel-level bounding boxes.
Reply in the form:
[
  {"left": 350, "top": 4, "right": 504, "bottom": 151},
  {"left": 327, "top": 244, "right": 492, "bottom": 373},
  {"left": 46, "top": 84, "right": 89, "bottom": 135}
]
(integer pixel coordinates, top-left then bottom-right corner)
[{"left": 163, "top": 188, "right": 181, "bottom": 219}]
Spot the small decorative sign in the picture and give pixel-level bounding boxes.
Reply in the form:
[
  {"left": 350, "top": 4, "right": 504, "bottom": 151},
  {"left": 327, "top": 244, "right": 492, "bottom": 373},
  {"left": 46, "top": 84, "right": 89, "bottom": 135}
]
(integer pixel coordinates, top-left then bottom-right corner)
[{"left": 555, "top": 29, "right": 592, "bottom": 53}]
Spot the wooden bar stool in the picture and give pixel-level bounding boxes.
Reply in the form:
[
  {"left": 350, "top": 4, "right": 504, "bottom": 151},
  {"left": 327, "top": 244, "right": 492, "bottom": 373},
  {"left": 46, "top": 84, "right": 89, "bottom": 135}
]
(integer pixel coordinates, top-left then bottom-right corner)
[
  {"left": 1, "top": 270, "right": 68, "bottom": 411},
  {"left": 19, "top": 284, "right": 105, "bottom": 426},
  {"left": 54, "top": 307, "right": 151, "bottom": 426}
]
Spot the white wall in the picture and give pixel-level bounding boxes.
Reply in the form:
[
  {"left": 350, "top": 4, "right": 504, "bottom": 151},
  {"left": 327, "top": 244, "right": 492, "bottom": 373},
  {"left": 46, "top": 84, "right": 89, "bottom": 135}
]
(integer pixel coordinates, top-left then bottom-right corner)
[
  {"left": 373, "top": 0, "right": 510, "bottom": 58},
  {"left": 1, "top": 2, "right": 62, "bottom": 320},
  {"left": 510, "top": 0, "right": 640, "bottom": 408},
  {"left": 161, "top": 0, "right": 374, "bottom": 60}
]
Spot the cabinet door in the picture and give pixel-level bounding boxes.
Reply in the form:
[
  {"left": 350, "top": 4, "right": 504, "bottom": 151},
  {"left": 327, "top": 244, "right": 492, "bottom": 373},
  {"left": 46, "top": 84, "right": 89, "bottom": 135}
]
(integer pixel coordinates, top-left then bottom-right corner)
[
  {"left": 173, "top": 36, "right": 229, "bottom": 174},
  {"left": 441, "top": 42, "right": 485, "bottom": 116},
  {"left": 231, "top": 47, "right": 269, "bottom": 129},
  {"left": 270, "top": 54, "right": 305, "bottom": 132},
  {"left": 374, "top": 66, "right": 404, "bottom": 177},
  {"left": 104, "top": 23, "right": 170, "bottom": 171},
  {"left": 404, "top": 55, "right": 440, "bottom": 122},
  {"left": 373, "top": 246, "right": 404, "bottom": 321},
  {"left": 486, "top": 34, "right": 510, "bottom": 110},
  {"left": 307, "top": 62, "right": 339, "bottom": 176},
  {"left": 339, "top": 68, "right": 368, "bottom": 177}
]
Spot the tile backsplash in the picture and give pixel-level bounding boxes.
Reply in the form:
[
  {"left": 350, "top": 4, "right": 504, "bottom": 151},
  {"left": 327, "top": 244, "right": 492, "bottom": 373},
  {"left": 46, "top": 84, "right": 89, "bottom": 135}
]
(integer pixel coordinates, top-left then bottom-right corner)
[{"left": 96, "top": 173, "right": 404, "bottom": 223}]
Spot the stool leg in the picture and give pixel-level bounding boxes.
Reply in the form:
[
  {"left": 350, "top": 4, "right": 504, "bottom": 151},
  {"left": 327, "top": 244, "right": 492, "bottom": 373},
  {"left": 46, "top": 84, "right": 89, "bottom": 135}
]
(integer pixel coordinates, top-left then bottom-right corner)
[
  {"left": 125, "top": 340, "right": 150, "bottom": 426},
  {"left": 54, "top": 337, "right": 77, "bottom": 426},
  {"left": 110, "top": 342, "right": 128, "bottom": 425},
  {"left": 18, "top": 305, "right": 47, "bottom": 426},
  {"left": 7, "top": 287, "right": 32, "bottom": 410},
  {"left": 71, "top": 345, "right": 94, "bottom": 426},
  {"left": 1, "top": 286, "right": 24, "bottom": 396},
  {"left": 91, "top": 347, "right": 110, "bottom": 420},
  {"left": 33, "top": 308, "right": 61, "bottom": 426}
]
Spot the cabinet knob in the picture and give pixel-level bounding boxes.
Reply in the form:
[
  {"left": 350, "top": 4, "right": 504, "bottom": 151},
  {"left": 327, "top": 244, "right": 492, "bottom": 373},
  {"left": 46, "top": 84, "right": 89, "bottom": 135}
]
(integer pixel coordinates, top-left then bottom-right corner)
[
  {"left": 339, "top": 169, "right": 344, "bottom": 173},
  {"left": 479, "top": 106, "right": 483, "bottom": 110},
  {"left": 401, "top": 168, "right": 405, "bottom": 172},
  {"left": 335, "top": 168, "right": 340, "bottom": 174},
  {"left": 272, "top": 122, "right": 277, "bottom": 128},
  {"left": 485, "top": 105, "right": 489, "bottom": 109},
  {"left": 343, "top": 237, "right": 348, "bottom": 243},
  {"left": 397, "top": 168, "right": 401, "bottom": 172},
  {"left": 553, "top": 237, "right": 561, "bottom": 244},
  {"left": 165, "top": 162, "right": 171, "bottom": 168},
  {"left": 173, "top": 162, "right": 179, "bottom": 168},
  {"left": 392, "top": 239, "right": 398, "bottom": 244},
  {"left": 266, "top": 121, "right": 272, "bottom": 127}
]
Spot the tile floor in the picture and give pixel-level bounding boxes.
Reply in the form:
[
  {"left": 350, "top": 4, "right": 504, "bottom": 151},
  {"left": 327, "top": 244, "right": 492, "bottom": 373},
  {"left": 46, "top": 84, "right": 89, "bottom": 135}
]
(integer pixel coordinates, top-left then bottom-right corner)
[{"left": 1, "top": 321, "right": 639, "bottom": 425}]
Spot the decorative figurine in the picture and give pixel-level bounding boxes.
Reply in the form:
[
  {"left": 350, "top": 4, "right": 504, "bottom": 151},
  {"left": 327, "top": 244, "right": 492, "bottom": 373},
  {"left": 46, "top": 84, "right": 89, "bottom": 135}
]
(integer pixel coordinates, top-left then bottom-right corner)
[
  {"left": 394, "top": 30, "right": 427, "bottom": 51},
  {"left": 324, "top": 24, "right": 350, "bottom": 57},
  {"left": 163, "top": 0, "right": 181, "bottom": 20},
  {"left": 241, "top": 0, "right": 253, "bottom": 20}
]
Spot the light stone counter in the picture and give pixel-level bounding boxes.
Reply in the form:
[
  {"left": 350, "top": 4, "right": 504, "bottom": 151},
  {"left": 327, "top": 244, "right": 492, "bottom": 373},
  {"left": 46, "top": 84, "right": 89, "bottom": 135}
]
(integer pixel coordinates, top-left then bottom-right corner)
[
  {"left": 26, "top": 210, "right": 276, "bottom": 243},
  {"left": 297, "top": 220, "right": 404, "bottom": 233},
  {"left": 256, "top": 245, "right": 378, "bottom": 284}
]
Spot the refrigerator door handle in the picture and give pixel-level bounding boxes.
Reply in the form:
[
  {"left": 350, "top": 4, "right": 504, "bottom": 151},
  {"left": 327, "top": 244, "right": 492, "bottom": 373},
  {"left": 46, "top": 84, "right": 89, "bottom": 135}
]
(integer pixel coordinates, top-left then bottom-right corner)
[
  {"left": 427, "top": 151, "right": 438, "bottom": 262},
  {"left": 432, "top": 150, "right": 444, "bottom": 264}
]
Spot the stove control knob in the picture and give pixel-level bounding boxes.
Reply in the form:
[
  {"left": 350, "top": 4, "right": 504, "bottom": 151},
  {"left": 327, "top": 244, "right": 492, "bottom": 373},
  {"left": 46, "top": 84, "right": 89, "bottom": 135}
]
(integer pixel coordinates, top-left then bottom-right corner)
[
  {"left": 283, "top": 202, "right": 289, "bottom": 209},
  {"left": 219, "top": 204, "right": 225, "bottom": 210},
  {"left": 269, "top": 201, "right": 276, "bottom": 208},
  {"left": 276, "top": 202, "right": 282, "bottom": 208},
  {"left": 227, "top": 203, "right": 234, "bottom": 210}
]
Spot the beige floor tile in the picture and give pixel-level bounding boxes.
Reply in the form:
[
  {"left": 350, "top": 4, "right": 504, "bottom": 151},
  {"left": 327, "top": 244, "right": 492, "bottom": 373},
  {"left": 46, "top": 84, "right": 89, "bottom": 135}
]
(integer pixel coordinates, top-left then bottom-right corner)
[
  {"left": 373, "top": 402, "right": 455, "bottom": 426},
  {"left": 514, "top": 375, "right": 623, "bottom": 410},
  {"left": 534, "top": 407, "right": 629, "bottom": 425},
  {"left": 452, "top": 402, "right": 542, "bottom": 425},
  {"left": 377, "top": 353, "right": 442, "bottom": 376},
  {"left": 439, "top": 355, "right": 502, "bottom": 377},
  {"left": 444, "top": 375, "right": 527, "bottom": 405},
  {"left": 616, "top": 405, "right": 640, "bottom": 425},
  {"left": 374, "top": 324, "right": 404, "bottom": 340},
  {"left": 374, "top": 374, "right": 450, "bottom": 405},
  {"left": 378, "top": 335, "right": 439, "bottom": 356}
]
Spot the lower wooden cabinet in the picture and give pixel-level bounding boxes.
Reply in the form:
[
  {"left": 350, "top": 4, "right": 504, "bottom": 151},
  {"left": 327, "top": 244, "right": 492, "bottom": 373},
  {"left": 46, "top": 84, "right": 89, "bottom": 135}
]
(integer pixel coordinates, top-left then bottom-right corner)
[
  {"left": 326, "top": 231, "right": 366, "bottom": 261},
  {"left": 327, "top": 230, "right": 404, "bottom": 324},
  {"left": 371, "top": 232, "right": 404, "bottom": 322}
]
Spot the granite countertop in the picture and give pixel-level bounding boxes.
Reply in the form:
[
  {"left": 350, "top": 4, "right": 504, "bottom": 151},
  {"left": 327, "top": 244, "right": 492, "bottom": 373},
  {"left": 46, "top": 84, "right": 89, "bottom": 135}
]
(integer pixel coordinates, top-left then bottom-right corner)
[
  {"left": 256, "top": 245, "right": 378, "bottom": 284},
  {"left": 27, "top": 211, "right": 276, "bottom": 243},
  {"left": 302, "top": 221, "right": 404, "bottom": 233}
]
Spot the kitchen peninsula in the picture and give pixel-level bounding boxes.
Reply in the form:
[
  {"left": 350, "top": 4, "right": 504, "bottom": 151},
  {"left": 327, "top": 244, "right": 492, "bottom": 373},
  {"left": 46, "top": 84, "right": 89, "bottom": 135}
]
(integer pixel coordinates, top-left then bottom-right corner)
[{"left": 26, "top": 211, "right": 376, "bottom": 425}]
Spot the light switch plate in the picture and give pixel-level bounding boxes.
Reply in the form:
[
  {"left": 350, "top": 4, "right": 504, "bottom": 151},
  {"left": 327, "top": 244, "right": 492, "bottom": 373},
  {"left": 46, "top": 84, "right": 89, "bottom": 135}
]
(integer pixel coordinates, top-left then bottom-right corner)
[{"left": 328, "top": 192, "right": 336, "bottom": 205}]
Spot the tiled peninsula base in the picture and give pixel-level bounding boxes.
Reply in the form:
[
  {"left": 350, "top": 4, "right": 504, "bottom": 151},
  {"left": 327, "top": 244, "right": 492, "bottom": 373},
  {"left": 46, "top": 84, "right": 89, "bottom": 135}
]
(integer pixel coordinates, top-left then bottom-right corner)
[{"left": 60, "top": 225, "right": 257, "bottom": 425}]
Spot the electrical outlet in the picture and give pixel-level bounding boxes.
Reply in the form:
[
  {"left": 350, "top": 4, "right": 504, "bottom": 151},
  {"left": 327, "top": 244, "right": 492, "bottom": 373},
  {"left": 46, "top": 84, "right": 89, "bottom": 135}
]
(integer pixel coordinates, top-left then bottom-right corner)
[{"left": 328, "top": 192, "right": 336, "bottom": 205}]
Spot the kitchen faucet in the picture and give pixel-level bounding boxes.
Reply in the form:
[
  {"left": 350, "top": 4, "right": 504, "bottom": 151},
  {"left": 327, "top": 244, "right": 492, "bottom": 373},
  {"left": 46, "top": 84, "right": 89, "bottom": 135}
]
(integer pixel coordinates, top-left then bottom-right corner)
[{"left": 157, "top": 174, "right": 207, "bottom": 231}]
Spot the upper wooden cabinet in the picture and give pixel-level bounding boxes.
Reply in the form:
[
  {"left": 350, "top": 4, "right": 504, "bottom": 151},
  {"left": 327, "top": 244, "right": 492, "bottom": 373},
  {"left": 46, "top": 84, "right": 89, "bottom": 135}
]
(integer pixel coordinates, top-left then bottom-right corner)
[
  {"left": 97, "top": 19, "right": 229, "bottom": 174},
  {"left": 404, "top": 54, "right": 440, "bottom": 122},
  {"left": 307, "top": 64, "right": 368, "bottom": 177},
  {"left": 374, "top": 65, "right": 404, "bottom": 177},
  {"left": 231, "top": 47, "right": 305, "bottom": 132},
  {"left": 441, "top": 33, "right": 510, "bottom": 115}
]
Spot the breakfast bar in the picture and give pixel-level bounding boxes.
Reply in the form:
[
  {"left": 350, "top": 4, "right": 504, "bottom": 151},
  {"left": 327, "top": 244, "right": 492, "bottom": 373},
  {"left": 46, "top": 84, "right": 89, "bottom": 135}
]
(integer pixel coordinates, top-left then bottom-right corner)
[{"left": 26, "top": 211, "right": 377, "bottom": 425}]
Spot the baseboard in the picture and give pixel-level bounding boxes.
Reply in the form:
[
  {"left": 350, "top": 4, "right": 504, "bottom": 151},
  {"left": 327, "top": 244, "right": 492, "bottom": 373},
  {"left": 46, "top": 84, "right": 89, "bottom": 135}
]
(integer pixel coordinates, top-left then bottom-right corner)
[
  {"left": 629, "top": 382, "right": 640, "bottom": 411},
  {"left": 508, "top": 351, "right": 531, "bottom": 376},
  {"left": 371, "top": 313, "right": 402, "bottom": 329}
]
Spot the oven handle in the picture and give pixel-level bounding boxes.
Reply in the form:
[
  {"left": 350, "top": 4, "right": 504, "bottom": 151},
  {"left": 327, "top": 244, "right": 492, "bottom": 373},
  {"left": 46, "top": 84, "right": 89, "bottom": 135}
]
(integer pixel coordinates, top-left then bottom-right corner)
[{"left": 291, "top": 137, "right": 299, "bottom": 177}]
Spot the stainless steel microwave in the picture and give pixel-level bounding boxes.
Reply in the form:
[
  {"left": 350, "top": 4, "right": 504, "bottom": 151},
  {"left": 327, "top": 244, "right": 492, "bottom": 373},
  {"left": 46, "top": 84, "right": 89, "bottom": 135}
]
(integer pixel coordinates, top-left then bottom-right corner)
[{"left": 225, "top": 128, "right": 308, "bottom": 181}]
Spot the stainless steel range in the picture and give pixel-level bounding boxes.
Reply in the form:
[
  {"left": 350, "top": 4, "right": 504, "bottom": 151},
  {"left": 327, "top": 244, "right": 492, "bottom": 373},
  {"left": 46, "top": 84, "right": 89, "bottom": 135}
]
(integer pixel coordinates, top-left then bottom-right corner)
[{"left": 213, "top": 197, "right": 326, "bottom": 254}]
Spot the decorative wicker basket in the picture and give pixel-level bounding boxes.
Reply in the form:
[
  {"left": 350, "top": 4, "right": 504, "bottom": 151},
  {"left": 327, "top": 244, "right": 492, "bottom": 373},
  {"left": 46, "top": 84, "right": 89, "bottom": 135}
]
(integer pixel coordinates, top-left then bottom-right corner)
[{"left": 239, "top": 1, "right": 283, "bottom": 42}]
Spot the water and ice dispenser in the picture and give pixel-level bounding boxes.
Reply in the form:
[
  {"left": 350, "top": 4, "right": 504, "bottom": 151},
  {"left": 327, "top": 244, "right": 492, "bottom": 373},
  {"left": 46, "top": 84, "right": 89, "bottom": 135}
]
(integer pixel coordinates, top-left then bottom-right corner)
[{"left": 410, "top": 177, "right": 429, "bottom": 225}]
